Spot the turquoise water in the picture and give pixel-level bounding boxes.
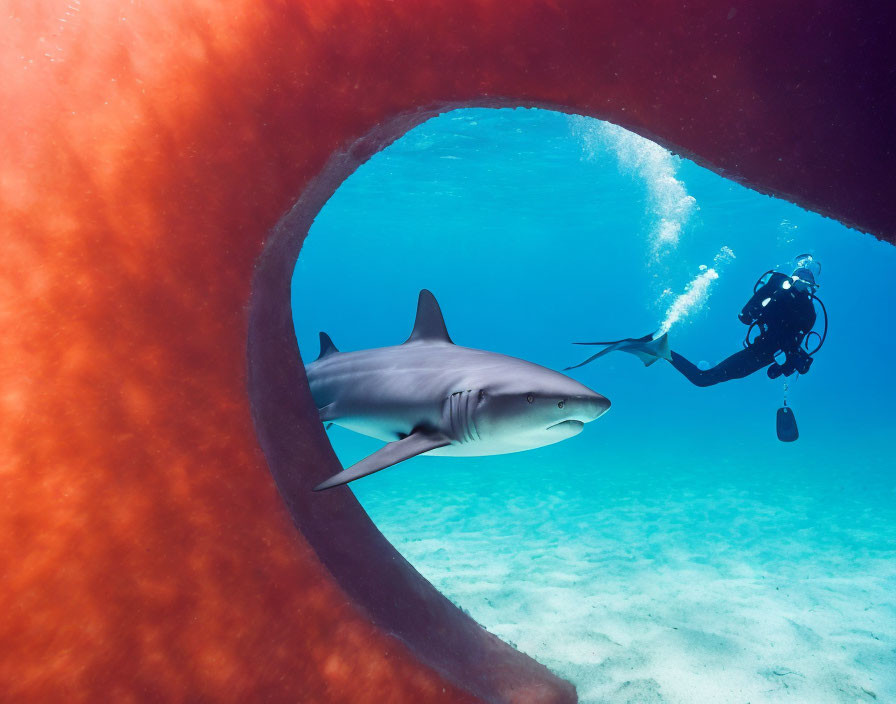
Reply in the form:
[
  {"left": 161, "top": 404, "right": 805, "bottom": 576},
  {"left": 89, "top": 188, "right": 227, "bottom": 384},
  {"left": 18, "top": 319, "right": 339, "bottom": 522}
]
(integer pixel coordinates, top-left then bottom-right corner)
[{"left": 292, "top": 108, "right": 895, "bottom": 703}]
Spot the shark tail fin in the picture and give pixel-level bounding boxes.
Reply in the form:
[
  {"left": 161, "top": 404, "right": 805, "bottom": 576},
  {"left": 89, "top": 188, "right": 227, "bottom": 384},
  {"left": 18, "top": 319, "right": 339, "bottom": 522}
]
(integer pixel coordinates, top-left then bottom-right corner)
[
  {"left": 404, "top": 289, "right": 453, "bottom": 345},
  {"left": 317, "top": 332, "right": 339, "bottom": 360}
]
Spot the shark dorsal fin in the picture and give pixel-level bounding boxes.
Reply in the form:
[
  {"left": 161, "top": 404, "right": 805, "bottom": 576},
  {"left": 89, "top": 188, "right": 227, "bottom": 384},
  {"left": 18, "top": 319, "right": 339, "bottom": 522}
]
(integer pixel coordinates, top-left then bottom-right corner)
[
  {"left": 317, "top": 331, "right": 339, "bottom": 360},
  {"left": 404, "top": 289, "right": 453, "bottom": 344}
]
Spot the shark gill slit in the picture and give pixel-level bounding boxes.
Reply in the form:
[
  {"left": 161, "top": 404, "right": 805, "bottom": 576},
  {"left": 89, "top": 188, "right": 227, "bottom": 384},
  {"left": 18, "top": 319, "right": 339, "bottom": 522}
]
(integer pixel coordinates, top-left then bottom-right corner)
[
  {"left": 457, "top": 390, "right": 478, "bottom": 444},
  {"left": 459, "top": 391, "right": 470, "bottom": 443},
  {"left": 465, "top": 390, "right": 480, "bottom": 442},
  {"left": 447, "top": 392, "right": 459, "bottom": 441},
  {"left": 447, "top": 391, "right": 475, "bottom": 444}
]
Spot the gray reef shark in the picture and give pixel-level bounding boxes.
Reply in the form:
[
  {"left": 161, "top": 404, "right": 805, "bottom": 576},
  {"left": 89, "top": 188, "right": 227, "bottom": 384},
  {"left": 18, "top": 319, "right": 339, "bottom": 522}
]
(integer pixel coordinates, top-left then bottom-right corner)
[{"left": 307, "top": 290, "right": 611, "bottom": 491}]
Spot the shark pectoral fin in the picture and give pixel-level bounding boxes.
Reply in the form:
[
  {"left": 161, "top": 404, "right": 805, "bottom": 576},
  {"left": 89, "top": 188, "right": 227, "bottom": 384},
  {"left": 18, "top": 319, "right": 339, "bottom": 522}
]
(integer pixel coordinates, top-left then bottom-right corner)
[{"left": 312, "top": 431, "right": 451, "bottom": 492}]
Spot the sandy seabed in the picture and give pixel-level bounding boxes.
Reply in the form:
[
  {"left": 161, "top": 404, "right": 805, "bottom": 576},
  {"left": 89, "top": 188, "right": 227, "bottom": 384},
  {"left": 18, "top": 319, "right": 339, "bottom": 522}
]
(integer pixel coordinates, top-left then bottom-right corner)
[{"left": 355, "top": 450, "right": 895, "bottom": 704}]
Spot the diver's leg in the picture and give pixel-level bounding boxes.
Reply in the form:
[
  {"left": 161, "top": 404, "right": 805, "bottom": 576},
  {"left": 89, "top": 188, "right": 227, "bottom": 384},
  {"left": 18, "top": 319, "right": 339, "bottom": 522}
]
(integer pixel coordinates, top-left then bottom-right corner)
[
  {"left": 670, "top": 348, "right": 773, "bottom": 387},
  {"left": 669, "top": 352, "right": 710, "bottom": 385}
]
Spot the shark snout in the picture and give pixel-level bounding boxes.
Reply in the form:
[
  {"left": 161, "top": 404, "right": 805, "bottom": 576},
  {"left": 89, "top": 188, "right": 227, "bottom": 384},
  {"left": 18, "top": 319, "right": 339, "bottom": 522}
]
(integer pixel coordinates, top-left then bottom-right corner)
[{"left": 564, "top": 392, "right": 611, "bottom": 422}]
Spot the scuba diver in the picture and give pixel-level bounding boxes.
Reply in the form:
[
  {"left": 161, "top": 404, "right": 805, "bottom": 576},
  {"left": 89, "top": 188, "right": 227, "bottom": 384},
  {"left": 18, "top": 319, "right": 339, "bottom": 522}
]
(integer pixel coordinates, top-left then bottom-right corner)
[{"left": 567, "top": 254, "right": 828, "bottom": 388}]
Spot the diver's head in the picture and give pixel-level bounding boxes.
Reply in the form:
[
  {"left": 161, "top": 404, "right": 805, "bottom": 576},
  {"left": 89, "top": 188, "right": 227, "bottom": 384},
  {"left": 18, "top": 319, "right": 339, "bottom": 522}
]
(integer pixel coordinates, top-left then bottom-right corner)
[
  {"left": 791, "top": 253, "right": 820, "bottom": 292},
  {"left": 791, "top": 266, "right": 817, "bottom": 291}
]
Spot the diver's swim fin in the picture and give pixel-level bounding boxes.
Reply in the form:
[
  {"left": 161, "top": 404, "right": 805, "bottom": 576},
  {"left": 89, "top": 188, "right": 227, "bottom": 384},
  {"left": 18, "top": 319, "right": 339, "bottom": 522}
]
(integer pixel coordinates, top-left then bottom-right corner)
[
  {"left": 566, "top": 331, "right": 671, "bottom": 370},
  {"left": 776, "top": 405, "right": 799, "bottom": 442},
  {"left": 313, "top": 430, "right": 451, "bottom": 491}
]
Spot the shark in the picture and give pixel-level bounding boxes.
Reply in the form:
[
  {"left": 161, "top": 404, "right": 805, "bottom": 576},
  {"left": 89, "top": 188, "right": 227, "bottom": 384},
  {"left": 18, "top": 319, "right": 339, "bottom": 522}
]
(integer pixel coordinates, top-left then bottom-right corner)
[{"left": 307, "top": 290, "right": 611, "bottom": 491}]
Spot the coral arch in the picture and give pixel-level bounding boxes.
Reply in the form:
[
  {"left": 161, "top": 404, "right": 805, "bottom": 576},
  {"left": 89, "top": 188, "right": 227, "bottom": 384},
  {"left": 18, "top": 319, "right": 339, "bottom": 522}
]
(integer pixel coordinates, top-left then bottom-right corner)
[{"left": 1, "top": 1, "right": 892, "bottom": 702}]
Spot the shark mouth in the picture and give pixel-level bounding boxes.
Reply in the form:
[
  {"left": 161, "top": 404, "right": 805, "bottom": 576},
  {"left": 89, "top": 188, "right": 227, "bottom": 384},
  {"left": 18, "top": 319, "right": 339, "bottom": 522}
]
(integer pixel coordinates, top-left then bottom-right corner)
[{"left": 546, "top": 420, "right": 585, "bottom": 432}]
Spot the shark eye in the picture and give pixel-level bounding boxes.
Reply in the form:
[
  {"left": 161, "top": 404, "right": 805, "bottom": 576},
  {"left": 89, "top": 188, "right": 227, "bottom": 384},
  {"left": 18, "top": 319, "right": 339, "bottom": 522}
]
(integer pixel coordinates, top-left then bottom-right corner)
[
  {"left": 558, "top": 401, "right": 565, "bottom": 409},
  {"left": 478, "top": 390, "right": 485, "bottom": 400},
  {"left": 526, "top": 394, "right": 534, "bottom": 403}
]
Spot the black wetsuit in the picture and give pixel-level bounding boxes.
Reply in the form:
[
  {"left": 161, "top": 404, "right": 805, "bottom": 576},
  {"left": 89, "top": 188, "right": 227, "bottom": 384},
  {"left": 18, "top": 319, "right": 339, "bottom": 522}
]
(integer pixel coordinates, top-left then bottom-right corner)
[{"left": 670, "top": 272, "right": 816, "bottom": 387}]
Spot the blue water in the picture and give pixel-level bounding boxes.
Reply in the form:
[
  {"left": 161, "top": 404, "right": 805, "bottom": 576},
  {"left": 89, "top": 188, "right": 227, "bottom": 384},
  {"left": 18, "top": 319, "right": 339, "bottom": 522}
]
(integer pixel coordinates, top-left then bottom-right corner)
[{"left": 292, "top": 108, "right": 895, "bottom": 703}]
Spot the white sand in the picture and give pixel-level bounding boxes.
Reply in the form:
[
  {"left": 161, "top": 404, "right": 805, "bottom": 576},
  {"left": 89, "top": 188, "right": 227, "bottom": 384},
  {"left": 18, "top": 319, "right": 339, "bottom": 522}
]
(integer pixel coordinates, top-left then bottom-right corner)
[{"left": 353, "top": 451, "right": 895, "bottom": 704}]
